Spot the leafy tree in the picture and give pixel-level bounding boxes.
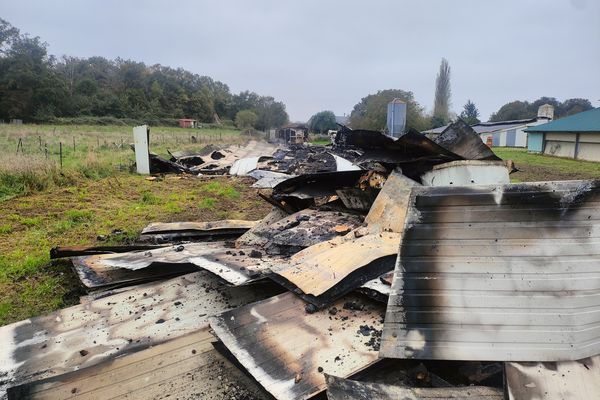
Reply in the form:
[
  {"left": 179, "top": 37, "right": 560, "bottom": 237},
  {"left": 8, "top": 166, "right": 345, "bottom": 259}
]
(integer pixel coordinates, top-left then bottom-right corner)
[
  {"left": 489, "top": 100, "right": 532, "bottom": 122},
  {"left": 559, "top": 98, "right": 593, "bottom": 117},
  {"left": 432, "top": 58, "right": 451, "bottom": 127},
  {"left": 348, "top": 89, "right": 430, "bottom": 132},
  {"left": 235, "top": 110, "right": 258, "bottom": 129},
  {"left": 459, "top": 100, "right": 480, "bottom": 125},
  {"left": 308, "top": 110, "right": 337, "bottom": 133}
]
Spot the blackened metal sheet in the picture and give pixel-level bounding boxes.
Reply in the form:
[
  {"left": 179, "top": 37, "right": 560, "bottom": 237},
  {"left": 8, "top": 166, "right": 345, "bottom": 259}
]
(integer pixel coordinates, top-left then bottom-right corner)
[
  {"left": 139, "top": 220, "right": 258, "bottom": 243},
  {"left": 6, "top": 327, "right": 270, "bottom": 400},
  {"left": 50, "top": 244, "right": 166, "bottom": 259},
  {"left": 325, "top": 375, "right": 504, "bottom": 400},
  {"left": 72, "top": 255, "right": 199, "bottom": 289},
  {"left": 433, "top": 119, "right": 501, "bottom": 161},
  {"left": 209, "top": 292, "right": 385, "bottom": 400},
  {"left": 74, "top": 242, "right": 284, "bottom": 287},
  {"left": 141, "top": 219, "right": 259, "bottom": 234},
  {"left": 269, "top": 232, "right": 399, "bottom": 307},
  {"left": 506, "top": 357, "right": 600, "bottom": 400},
  {"left": 380, "top": 180, "right": 600, "bottom": 362},
  {"left": 266, "top": 171, "right": 416, "bottom": 307},
  {"left": 0, "top": 272, "right": 280, "bottom": 399},
  {"left": 272, "top": 170, "right": 366, "bottom": 200}
]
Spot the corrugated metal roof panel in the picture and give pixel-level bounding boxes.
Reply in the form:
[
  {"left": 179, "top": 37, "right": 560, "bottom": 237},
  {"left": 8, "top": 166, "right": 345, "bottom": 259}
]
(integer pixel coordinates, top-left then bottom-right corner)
[
  {"left": 380, "top": 180, "right": 600, "bottom": 362},
  {"left": 209, "top": 292, "right": 385, "bottom": 400}
]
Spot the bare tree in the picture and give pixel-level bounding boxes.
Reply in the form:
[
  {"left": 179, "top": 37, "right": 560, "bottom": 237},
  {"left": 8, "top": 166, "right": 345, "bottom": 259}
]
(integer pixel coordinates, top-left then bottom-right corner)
[{"left": 432, "top": 58, "right": 451, "bottom": 127}]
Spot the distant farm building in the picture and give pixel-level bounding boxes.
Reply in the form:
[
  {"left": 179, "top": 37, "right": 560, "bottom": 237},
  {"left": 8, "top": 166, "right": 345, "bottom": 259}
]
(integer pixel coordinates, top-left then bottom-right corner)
[
  {"left": 525, "top": 107, "right": 600, "bottom": 161},
  {"left": 178, "top": 119, "right": 197, "bottom": 128},
  {"left": 424, "top": 105, "right": 554, "bottom": 148},
  {"left": 335, "top": 115, "right": 349, "bottom": 126},
  {"left": 276, "top": 123, "right": 309, "bottom": 144}
]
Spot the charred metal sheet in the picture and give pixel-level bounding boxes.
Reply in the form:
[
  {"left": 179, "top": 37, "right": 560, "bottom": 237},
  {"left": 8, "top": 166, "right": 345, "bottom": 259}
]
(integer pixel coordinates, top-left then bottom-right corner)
[
  {"left": 139, "top": 219, "right": 258, "bottom": 243},
  {"left": 325, "top": 375, "right": 504, "bottom": 400},
  {"left": 7, "top": 328, "right": 270, "bottom": 400},
  {"left": 75, "top": 242, "right": 284, "bottom": 287},
  {"left": 380, "top": 180, "right": 600, "bottom": 361},
  {"left": 434, "top": 119, "right": 501, "bottom": 161},
  {"left": 209, "top": 292, "right": 385, "bottom": 400},
  {"left": 141, "top": 220, "right": 258, "bottom": 234},
  {"left": 336, "top": 188, "right": 378, "bottom": 211},
  {"left": 235, "top": 208, "right": 362, "bottom": 256},
  {"left": 50, "top": 244, "right": 166, "bottom": 259},
  {"left": 272, "top": 170, "right": 366, "bottom": 200},
  {"left": 270, "top": 232, "right": 399, "bottom": 307},
  {"left": 267, "top": 171, "right": 415, "bottom": 307},
  {"left": 72, "top": 254, "right": 199, "bottom": 289},
  {"left": 149, "top": 153, "right": 189, "bottom": 174},
  {"left": 0, "top": 272, "right": 280, "bottom": 399},
  {"left": 506, "top": 357, "right": 600, "bottom": 399},
  {"left": 236, "top": 207, "right": 290, "bottom": 247}
]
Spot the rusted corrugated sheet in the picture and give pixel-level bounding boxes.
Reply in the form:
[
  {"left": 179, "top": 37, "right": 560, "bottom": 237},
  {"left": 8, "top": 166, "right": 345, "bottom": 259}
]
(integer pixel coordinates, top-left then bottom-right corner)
[
  {"left": 506, "top": 357, "right": 600, "bottom": 399},
  {"left": 7, "top": 328, "right": 270, "bottom": 400},
  {"left": 209, "top": 292, "right": 385, "bottom": 400},
  {"left": 267, "top": 172, "right": 416, "bottom": 307},
  {"left": 380, "top": 180, "right": 600, "bottom": 362},
  {"left": 0, "top": 271, "right": 280, "bottom": 398},
  {"left": 325, "top": 375, "right": 504, "bottom": 400}
]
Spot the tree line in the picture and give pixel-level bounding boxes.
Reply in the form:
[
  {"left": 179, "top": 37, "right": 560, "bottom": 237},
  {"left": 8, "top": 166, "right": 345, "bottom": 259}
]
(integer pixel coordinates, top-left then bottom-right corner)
[{"left": 0, "top": 19, "right": 289, "bottom": 130}]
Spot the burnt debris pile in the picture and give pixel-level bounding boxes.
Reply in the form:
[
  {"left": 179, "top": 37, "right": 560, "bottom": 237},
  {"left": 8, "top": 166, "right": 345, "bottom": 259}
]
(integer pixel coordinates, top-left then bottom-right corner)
[{"left": 2, "top": 122, "right": 600, "bottom": 400}]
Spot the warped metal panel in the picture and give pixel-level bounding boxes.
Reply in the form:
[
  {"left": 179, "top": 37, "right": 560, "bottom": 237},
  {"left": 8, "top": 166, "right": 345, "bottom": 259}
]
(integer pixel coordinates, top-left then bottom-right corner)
[
  {"left": 380, "top": 180, "right": 600, "bottom": 361},
  {"left": 75, "top": 242, "right": 284, "bottom": 287},
  {"left": 325, "top": 375, "right": 503, "bottom": 400},
  {"left": 506, "top": 357, "right": 600, "bottom": 400},
  {"left": 0, "top": 272, "right": 278, "bottom": 398},
  {"left": 209, "top": 292, "right": 385, "bottom": 400},
  {"left": 7, "top": 328, "right": 270, "bottom": 400},
  {"left": 270, "top": 233, "right": 399, "bottom": 307},
  {"left": 141, "top": 219, "right": 259, "bottom": 234},
  {"left": 267, "top": 172, "right": 416, "bottom": 307}
]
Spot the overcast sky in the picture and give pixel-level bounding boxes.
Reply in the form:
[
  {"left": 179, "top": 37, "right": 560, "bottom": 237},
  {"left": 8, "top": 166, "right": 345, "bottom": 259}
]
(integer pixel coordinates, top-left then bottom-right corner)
[{"left": 3, "top": 0, "right": 599, "bottom": 121}]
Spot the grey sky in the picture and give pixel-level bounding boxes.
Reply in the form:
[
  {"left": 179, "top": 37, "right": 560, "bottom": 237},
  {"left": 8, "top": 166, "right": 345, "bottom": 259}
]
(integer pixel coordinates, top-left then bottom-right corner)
[{"left": 3, "top": 0, "right": 599, "bottom": 122}]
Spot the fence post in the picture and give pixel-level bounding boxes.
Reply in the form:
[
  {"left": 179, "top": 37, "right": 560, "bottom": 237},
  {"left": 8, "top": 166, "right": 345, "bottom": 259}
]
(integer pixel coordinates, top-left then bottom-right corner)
[
  {"left": 73, "top": 136, "right": 75, "bottom": 153},
  {"left": 59, "top": 142, "right": 63, "bottom": 169}
]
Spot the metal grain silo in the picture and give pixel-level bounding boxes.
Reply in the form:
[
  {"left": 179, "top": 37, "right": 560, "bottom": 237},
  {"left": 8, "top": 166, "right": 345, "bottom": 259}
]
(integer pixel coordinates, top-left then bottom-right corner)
[{"left": 387, "top": 98, "right": 407, "bottom": 138}]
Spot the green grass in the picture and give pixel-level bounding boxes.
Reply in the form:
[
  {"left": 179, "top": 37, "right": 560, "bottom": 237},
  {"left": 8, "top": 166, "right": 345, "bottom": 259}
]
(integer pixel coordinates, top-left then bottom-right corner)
[
  {"left": 0, "top": 124, "right": 243, "bottom": 201},
  {"left": 494, "top": 147, "right": 600, "bottom": 181},
  {"left": 202, "top": 181, "right": 241, "bottom": 199},
  {"left": 0, "top": 174, "right": 270, "bottom": 326}
]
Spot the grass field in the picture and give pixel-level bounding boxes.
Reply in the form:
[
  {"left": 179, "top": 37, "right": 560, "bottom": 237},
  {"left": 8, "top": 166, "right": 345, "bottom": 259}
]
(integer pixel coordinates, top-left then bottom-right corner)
[
  {"left": 494, "top": 147, "right": 600, "bottom": 182},
  {"left": 0, "top": 124, "right": 246, "bottom": 201},
  {"left": 0, "top": 126, "right": 598, "bottom": 326}
]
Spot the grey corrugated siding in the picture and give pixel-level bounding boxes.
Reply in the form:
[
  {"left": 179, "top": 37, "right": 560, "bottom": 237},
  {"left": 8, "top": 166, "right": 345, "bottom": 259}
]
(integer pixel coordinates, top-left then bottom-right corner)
[{"left": 380, "top": 180, "right": 600, "bottom": 362}]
